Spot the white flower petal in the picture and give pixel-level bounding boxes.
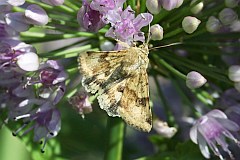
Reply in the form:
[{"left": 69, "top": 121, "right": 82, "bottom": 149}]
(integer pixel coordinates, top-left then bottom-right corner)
[
  {"left": 198, "top": 133, "right": 210, "bottom": 159},
  {"left": 216, "top": 118, "right": 240, "bottom": 131},
  {"left": 190, "top": 123, "right": 198, "bottom": 144},
  {"left": 17, "top": 52, "right": 39, "bottom": 71},
  {"left": 207, "top": 109, "right": 227, "bottom": 119}
]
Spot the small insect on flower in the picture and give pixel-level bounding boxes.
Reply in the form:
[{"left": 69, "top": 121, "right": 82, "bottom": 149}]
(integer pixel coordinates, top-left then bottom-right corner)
[{"left": 78, "top": 9, "right": 153, "bottom": 132}]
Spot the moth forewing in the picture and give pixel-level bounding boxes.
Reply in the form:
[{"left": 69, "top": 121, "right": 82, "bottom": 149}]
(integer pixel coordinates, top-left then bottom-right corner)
[{"left": 78, "top": 42, "right": 152, "bottom": 132}]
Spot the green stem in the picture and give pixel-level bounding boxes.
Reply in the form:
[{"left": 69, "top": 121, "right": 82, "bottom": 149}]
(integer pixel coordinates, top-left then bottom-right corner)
[
  {"left": 40, "top": 45, "right": 93, "bottom": 58},
  {"left": 26, "top": 0, "right": 75, "bottom": 15},
  {"left": 153, "top": 76, "right": 175, "bottom": 126},
  {"left": 64, "top": 1, "right": 80, "bottom": 11},
  {"left": 164, "top": 28, "right": 183, "bottom": 39},
  {"left": 152, "top": 54, "right": 186, "bottom": 80},
  {"left": 104, "top": 117, "right": 124, "bottom": 160},
  {"left": 20, "top": 31, "right": 95, "bottom": 43}
]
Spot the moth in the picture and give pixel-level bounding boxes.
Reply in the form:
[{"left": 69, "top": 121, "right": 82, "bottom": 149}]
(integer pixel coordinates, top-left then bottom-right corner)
[{"left": 78, "top": 41, "right": 152, "bottom": 132}]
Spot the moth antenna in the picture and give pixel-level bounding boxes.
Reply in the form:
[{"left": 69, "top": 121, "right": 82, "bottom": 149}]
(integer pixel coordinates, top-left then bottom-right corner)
[{"left": 149, "top": 42, "right": 182, "bottom": 50}]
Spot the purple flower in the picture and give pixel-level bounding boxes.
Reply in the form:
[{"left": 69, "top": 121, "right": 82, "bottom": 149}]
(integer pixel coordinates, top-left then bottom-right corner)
[
  {"left": 38, "top": 60, "right": 68, "bottom": 86},
  {"left": 77, "top": 0, "right": 106, "bottom": 32},
  {"left": 105, "top": 6, "right": 153, "bottom": 44},
  {"left": 217, "top": 88, "right": 240, "bottom": 108},
  {"left": 226, "top": 106, "right": 240, "bottom": 127},
  {"left": 0, "top": 22, "right": 14, "bottom": 40},
  {"left": 0, "top": 20, "right": 19, "bottom": 40},
  {"left": 12, "top": 101, "right": 61, "bottom": 152},
  {"left": 0, "top": 40, "right": 39, "bottom": 72},
  {"left": 190, "top": 109, "right": 240, "bottom": 159},
  {"left": 5, "top": 12, "right": 30, "bottom": 32},
  {"left": 68, "top": 90, "right": 92, "bottom": 118}
]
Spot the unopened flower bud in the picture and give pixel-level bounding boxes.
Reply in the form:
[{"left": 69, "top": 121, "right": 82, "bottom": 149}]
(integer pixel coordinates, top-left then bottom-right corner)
[
  {"left": 150, "top": 24, "right": 163, "bottom": 40},
  {"left": 146, "top": 0, "right": 161, "bottom": 14},
  {"left": 100, "top": 41, "right": 115, "bottom": 51},
  {"left": 25, "top": 4, "right": 49, "bottom": 26},
  {"left": 190, "top": 0, "right": 204, "bottom": 14},
  {"left": 161, "top": 0, "right": 178, "bottom": 11},
  {"left": 235, "top": 82, "right": 240, "bottom": 92},
  {"left": 228, "top": 65, "right": 240, "bottom": 82},
  {"left": 3, "top": 0, "right": 25, "bottom": 6},
  {"left": 225, "top": 0, "right": 240, "bottom": 8},
  {"left": 206, "top": 16, "right": 222, "bottom": 33},
  {"left": 186, "top": 71, "right": 207, "bottom": 89},
  {"left": 219, "top": 8, "right": 238, "bottom": 25},
  {"left": 153, "top": 120, "right": 177, "bottom": 138},
  {"left": 175, "top": 0, "right": 184, "bottom": 8},
  {"left": 230, "top": 20, "right": 240, "bottom": 32},
  {"left": 182, "top": 16, "right": 201, "bottom": 34}
]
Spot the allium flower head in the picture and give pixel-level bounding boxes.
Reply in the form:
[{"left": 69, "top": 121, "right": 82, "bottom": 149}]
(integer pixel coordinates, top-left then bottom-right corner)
[
  {"left": 190, "top": 109, "right": 240, "bottom": 159},
  {"left": 105, "top": 6, "right": 153, "bottom": 44}
]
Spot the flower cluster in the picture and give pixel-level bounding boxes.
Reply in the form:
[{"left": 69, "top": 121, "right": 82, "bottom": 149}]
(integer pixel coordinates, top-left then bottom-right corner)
[
  {"left": 78, "top": 0, "right": 153, "bottom": 45},
  {"left": 206, "top": 6, "right": 239, "bottom": 33},
  {"left": 0, "top": 1, "right": 68, "bottom": 152},
  {"left": 190, "top": 110, "right": 240, "bottom": 160}
]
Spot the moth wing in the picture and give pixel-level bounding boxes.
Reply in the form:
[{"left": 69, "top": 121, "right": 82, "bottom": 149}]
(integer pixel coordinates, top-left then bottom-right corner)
[
  {"left": 97, "top": 79, "right": 126, "bottom": 117},
  {"left": 78, "top": 51, "right": 128, "bottom": 94},
  {"left": 118, "top": 67, "right": 152, "bottom": 132}
]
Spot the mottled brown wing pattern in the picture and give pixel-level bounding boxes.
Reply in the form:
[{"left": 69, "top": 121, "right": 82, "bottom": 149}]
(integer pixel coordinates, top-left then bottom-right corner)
[
  {"left": 78, "top": 45, "right": 152, "bottom": 132},
  {"left": 97, "top": 79, "right": 126, "bottom": 117},
  {"left": 78, "top": 51, "right": 128, "bottom": 94},
  {"left": 118, "top": 66, "right": 152, "bottom": 132}
]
